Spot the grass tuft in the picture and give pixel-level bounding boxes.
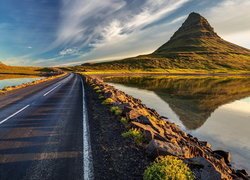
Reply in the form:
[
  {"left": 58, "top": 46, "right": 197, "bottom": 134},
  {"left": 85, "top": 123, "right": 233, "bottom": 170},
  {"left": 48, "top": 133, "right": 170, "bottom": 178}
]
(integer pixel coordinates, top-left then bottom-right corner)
[
  {"left": 98, "top": 95, "right": 105, "bottom": 99},
  {"left": 110, "top": 106, "right": 122, "bottom": 115},
  {"left": 122, "top": 128, "right": 144, "bottom": 144},
  {"left": 102, "top": 98, "right": 115, "bottom": 105},
  {"left": 120, "top": 117, "right": 129, "bottom": 125},
  {"left": 96, "top": 89, "right": 102, "bottom": 93},
  {"left": 93, "top": 86, "right": 100, "bottom": 90}
]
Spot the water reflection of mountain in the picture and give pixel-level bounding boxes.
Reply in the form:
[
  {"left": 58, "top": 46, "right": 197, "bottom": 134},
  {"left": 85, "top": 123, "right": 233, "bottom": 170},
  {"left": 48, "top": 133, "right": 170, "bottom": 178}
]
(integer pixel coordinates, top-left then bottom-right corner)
[{"left": 105, "top": 76, "right": 250, "bottom": 130}]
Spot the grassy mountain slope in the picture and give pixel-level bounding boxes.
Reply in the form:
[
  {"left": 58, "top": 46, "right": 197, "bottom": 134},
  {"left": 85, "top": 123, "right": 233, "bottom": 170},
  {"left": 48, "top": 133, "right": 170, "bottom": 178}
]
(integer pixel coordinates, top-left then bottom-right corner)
[
  {"left": 79, "top": 12, "right": 250, "bottom": 73},
  {"left": 0, "top": 61, "right": 61, "bottom": 77}
]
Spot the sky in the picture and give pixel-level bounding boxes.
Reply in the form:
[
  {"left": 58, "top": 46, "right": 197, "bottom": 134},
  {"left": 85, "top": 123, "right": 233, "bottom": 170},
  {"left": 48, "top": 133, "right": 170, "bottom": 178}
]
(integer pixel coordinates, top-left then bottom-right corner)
[{"left": 0, "top": 0, "right": 250, "bottom": 66}]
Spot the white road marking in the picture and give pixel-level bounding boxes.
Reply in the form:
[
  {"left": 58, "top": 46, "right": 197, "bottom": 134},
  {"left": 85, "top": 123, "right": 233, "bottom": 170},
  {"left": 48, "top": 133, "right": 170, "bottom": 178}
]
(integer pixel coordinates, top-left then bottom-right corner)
[
  {"left": 80, "top": 76, "right": 94, "bottom": 180},
  {"left": 0, "top": 75, "right": 68, "bottom": 125},
  {"left": 43, "top": 83, "right": 61, "bottom": 97},
  {"left": 0, "top": 105, "right": 30, "bottom": 125}
]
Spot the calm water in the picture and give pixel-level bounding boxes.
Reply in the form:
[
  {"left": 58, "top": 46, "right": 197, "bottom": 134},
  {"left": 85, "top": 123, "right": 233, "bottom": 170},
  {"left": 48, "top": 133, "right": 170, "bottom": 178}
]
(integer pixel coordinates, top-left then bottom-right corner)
[
  {"left": 105, "top": 76, "right": 250, "bottom": 172},
  {"left": 0, "top": 77, "right": 44, "bottom": 90}
]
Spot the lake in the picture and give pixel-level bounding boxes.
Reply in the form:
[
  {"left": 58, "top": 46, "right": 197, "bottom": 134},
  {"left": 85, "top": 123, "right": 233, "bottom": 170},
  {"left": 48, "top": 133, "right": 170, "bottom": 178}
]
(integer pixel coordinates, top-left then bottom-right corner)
[
  {"left": 0, "top": 76, "right": 44, "bottom": 90},
  {"left": 105, "top": 76, "right": 250, "bottom": 172}
]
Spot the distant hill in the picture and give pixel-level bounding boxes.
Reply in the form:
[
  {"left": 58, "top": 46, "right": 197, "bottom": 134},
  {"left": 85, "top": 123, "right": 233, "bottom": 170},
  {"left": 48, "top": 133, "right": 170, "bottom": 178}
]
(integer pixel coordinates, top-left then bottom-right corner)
[
  {"left": 0, "top": 61, "right": 7, "bottom": 67},
  {"left": 0, "top": 62, "right": 61, "bottom": 76},
  {"left": 80, "top": 12, "right": 250, "bottom": 73}
]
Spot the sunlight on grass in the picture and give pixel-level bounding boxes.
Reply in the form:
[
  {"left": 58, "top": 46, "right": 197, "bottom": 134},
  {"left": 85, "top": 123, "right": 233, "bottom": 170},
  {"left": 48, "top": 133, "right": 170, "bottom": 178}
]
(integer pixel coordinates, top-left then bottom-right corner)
[
  {"left": 122, "top": 128, "right": 144, "bottom": 144},
  {"left": 102, "top": 98, "right": 115, "bottom": 105},
  {"left": 144, "top": 156, "right": 194, "bottom": 180},
  {"left": 110, "top": 106, "right": 122, "bottom": 115}
]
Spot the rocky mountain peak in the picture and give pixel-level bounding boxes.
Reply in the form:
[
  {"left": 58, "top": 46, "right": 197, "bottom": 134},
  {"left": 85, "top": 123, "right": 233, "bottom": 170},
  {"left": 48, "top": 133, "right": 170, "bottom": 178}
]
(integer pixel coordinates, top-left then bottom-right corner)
[{"left": 170, "top": 12, "right": 219, "bottom": 41}]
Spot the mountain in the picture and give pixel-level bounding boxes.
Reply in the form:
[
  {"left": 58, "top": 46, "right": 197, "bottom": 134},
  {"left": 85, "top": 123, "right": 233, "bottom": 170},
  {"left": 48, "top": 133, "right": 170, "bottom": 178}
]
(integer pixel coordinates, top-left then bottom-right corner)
[
  {"left": 154, "top": 12, "right": 250, "bottom": 55},
  {"left": 0, "top": 61, "right": 7, "bottom": 67},
  {"left": 80, "top": 12, "right": 250, "bottom": 73}
]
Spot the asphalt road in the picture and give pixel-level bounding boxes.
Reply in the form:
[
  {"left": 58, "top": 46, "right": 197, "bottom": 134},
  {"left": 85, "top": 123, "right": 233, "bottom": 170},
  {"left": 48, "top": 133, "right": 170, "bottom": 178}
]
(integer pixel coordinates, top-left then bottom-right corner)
[{"left": 0, "top": 73, "right": 86, "bottom": 180}]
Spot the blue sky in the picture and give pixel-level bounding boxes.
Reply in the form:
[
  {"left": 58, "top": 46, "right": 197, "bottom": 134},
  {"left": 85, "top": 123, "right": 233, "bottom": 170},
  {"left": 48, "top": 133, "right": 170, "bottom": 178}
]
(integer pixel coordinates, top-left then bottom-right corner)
[{"left": 0, "top": 0, "right": 250, "bottom": 66}]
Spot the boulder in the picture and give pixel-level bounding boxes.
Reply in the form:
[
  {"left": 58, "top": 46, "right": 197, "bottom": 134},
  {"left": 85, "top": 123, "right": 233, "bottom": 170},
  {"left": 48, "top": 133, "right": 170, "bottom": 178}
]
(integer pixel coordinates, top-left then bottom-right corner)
[
  {"left": 136, "top": 115, "right": 151, "bottom": 125},
  {"left": 213, "top": 150, "right": 231, "bottom": 165},
  {"left": 184, "top": 157, "right": 221, "bottom": 180},
  {"left": 103, "top": 91, "right": 114, "bottom": 98},
  {"left": 123, "top": 105, "right": 133, "bottom": 114},
  {"left": 144, "top": 130, "right": 154, "bottom": 142},
  {"left": 146, "top": 139, "right": 183, "bottom": 157},
  {"left": 127, "top": 109, "right": 141, "bottom": 120},
  {"left": 235, "top": 169, "right": 249, "bottom": 180},
  {"left": 199, "top": 141, "right": 212, "bottom": 149}
]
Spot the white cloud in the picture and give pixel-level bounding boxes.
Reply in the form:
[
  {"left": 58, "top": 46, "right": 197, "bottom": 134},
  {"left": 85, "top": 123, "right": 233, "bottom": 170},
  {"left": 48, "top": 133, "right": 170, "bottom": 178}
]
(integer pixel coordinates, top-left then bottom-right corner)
[
  {"left": 204, "top": 0, "right": 250, "bottom": 48},
  {"left": 27, "top": 46, "right": 32, "bottom": 49},
  {"left": 55, "top": 0, "right": 126, "bottom": 46},
  {"left": 59, "top": 47, "right": 79, "bottom": 56}
]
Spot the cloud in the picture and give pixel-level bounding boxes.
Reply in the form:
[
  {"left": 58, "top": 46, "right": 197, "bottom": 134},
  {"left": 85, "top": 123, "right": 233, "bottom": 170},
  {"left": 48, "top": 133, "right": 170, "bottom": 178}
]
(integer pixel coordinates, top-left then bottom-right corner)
[
  {"left": 203, "top": 0, "right": 250, "bottom": 48},
  {"left": 59, "top": 47, "right": 80, "bottom": 56},
  {"left": 27, "top": 46, "right": 32, "bottom": 49},
  {"left": 55, "top": 0, "right": 126, "bottom": 47}
]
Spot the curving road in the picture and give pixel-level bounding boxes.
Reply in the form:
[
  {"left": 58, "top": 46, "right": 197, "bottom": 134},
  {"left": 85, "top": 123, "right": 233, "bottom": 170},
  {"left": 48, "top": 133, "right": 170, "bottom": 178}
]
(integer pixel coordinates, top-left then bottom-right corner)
[{"left": 0, "top": 73, "right": 90, "bottom": 180}]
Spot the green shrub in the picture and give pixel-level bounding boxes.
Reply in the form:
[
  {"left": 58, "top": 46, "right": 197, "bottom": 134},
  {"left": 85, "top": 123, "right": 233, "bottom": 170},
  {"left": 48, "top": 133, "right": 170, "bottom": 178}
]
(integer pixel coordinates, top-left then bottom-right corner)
[
  {"left": 110, "top": 106, "right": 122, "bottom": 115},
  {"left": 96, "top": 89, "right": 102, "bottom": 93},
  {"left": 98, "top": 95, "right": 105, "bottom": 99},
  {"left": 144, "top": 156, "right": 194, "bottom": 180},
  {"left": 122, "top": 128, "right": 144, "bottom": 144},
  {"left": 93, "top": 86, "right": 100, "bottom": 90},
  {"left": 120, "top": 117, "right": 129, "bottom": 125},
  {"left": 102, "top": 98, "right": 115, "bottom": 105}
]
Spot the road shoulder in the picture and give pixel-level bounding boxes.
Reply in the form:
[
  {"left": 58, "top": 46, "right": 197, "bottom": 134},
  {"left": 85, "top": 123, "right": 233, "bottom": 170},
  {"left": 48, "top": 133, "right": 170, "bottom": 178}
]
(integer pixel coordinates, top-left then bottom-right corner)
[{"left": 84, "top": 79, "right": 151, "bottom": 179}]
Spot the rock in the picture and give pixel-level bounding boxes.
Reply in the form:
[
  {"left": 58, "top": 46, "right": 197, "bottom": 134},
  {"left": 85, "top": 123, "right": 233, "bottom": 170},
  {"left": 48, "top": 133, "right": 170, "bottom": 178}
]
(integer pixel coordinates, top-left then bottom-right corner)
[
  {"left": 144, "top": 130, "right": 154, "bottom": 142},
  {"left": 160, "top": 116, "right": 168, "bottom": 120},
  {"left": 127, "top": 109, "right": 141, "bottom": 120},
  {"left": 115, "top": 91, "right": 127, "bottom": 102},
  {"left": 237, "top": 169, "right": 248, "bottom": 176},
  {"left": 199, "top": 141, "right": 212, "bottom": 148},
  {"left": 136, "top": 115, "right": 151, "bottom": 125},
  {"left": 115, "top": 103, "right": 130, "bottom": 112},
  {"left": 213, "top": 150, "right": 231, "bottom": 165},
  {"left": 103, "top": 91, "right": 114, "bottom": 98},
  {"left": 235, "top": 169, "right": 249, "bottom": 180},
  {"left": 122, "top": 105, "right": 133, "bottom": 114},
  {"left": 184, "top": 157, "right": 221, "bottom": 180},
  {"left": 131, "top": 122, "right": 157, "bottom": 133},
  {"left": 146, "top": 139, "right": 183, "bottom": 157}
]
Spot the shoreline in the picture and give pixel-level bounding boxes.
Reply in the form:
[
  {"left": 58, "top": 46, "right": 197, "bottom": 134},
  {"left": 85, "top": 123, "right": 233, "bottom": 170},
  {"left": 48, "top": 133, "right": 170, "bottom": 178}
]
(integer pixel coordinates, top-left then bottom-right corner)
[
  {"left": 82, "top": 72, "right": 250, "bottom": 80},
  {"left": 82, "top": 70, "right": 250, "bottom": 77},
  {"left": 0, "top": 73, "right": 67, "bottom": 95},
  {"left": 82, "top": 74, "right": 249, "bottom": 179}
]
